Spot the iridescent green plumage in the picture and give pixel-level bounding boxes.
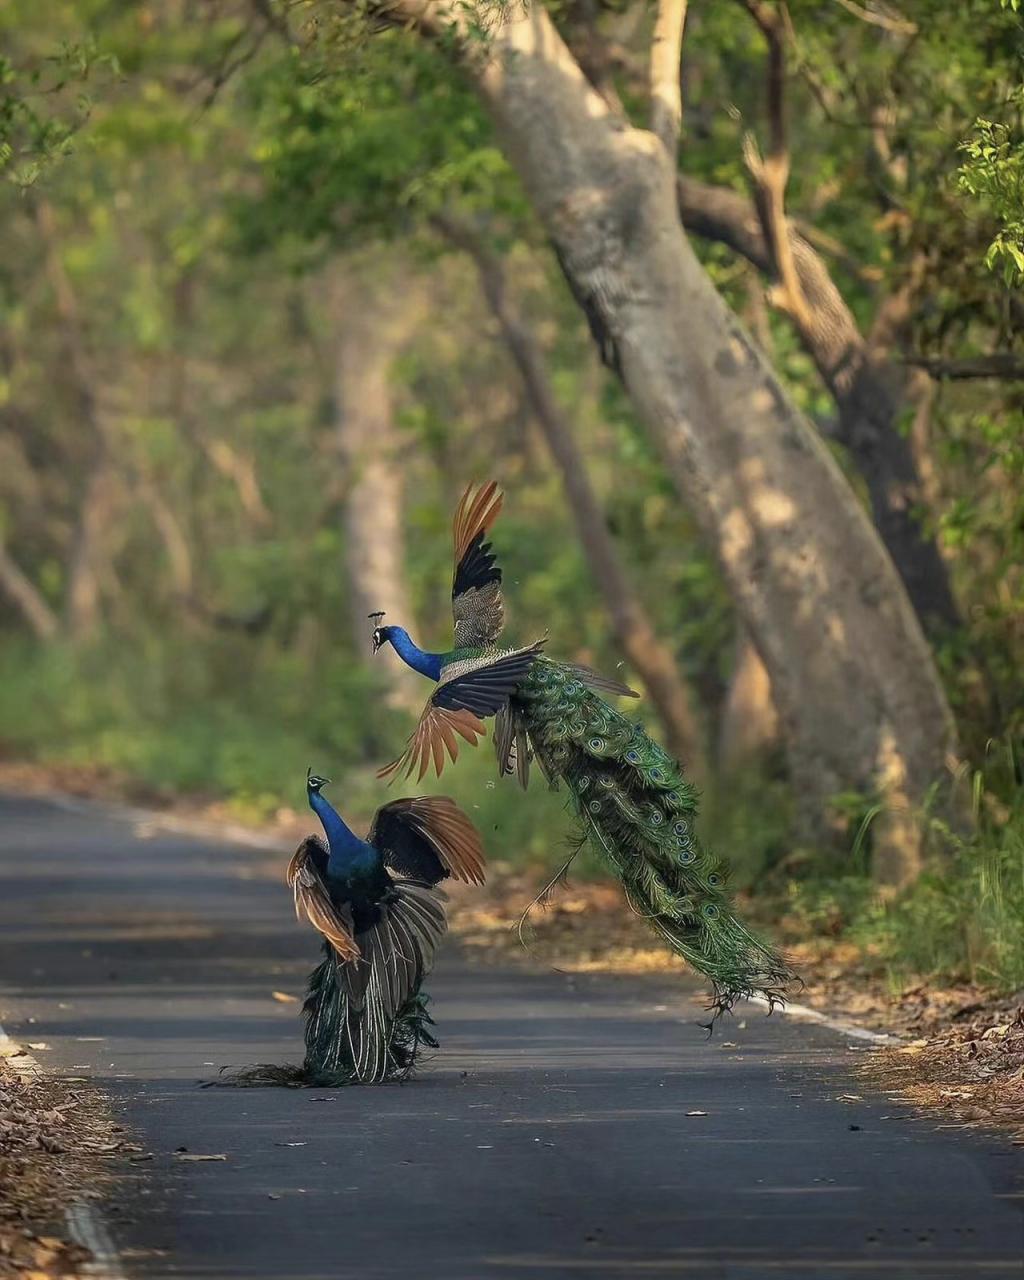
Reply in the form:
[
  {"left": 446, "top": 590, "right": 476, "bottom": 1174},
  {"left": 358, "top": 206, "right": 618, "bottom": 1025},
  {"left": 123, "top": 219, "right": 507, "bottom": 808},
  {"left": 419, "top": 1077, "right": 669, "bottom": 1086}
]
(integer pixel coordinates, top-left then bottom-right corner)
[
  {"left": 504, "top": 658, "right": 795, "bottom": 1019},
  {"left": 300, "top": 941, "right": 439, "bottom": 1085}
]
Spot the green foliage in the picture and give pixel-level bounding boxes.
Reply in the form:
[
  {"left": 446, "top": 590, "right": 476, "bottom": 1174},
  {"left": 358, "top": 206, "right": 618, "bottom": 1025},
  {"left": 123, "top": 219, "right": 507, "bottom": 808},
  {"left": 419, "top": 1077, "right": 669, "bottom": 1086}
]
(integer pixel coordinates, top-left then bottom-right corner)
[
  {"left": 780, "top": 747, "right": 1024, "bottom": 992},
  {"left": 0, "top": 633, "right": 402, "bottom": 817},
  {"left": 0, "top": 37, "right": 117, "bottom": 187},
  {"left": 703, "top": 767, "right": 793, "bottom": 888},
  {"left": 869, "top": 745, "right": 1024, "bottom": 989},
  {"left": 235, "top": 26, "right": 517, "bottom": 255},
  {"left": 958, "top": 89, "right": 1024, "bottom": 286}
]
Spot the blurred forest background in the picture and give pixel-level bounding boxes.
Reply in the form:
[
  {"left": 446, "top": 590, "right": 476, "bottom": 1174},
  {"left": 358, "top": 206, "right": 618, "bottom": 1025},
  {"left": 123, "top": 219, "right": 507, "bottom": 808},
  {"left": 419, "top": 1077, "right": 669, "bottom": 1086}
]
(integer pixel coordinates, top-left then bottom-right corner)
[{"left": 1, "top": 0, "right": 1022, "bottom": 991}]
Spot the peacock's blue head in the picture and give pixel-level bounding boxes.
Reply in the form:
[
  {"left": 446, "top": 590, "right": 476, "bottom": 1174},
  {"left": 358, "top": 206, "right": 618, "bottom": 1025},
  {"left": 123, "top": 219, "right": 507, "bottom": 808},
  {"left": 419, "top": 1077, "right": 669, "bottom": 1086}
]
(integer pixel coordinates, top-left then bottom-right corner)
[
  {"left": 369, "top": 611, "right": 391, "bottom": 655},
  {"left": 306, "top": 767, "right": 331, "bottom": 796}
]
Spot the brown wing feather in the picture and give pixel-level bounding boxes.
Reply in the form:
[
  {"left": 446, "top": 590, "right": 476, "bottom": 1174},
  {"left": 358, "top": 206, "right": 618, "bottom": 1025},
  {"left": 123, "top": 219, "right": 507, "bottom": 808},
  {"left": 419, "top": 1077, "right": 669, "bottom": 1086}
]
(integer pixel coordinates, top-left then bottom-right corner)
[
  {"left": 399, "top": 796, "right": 487, "bottom": 886},
  {"left": 377, "top": 701, "right": 487, "bottom": 783},
  {"left": 452, "top": 481, "right": 503, "bottom": 566},
  {"left": 286, "top": 837, "right": 360, "bottom": 962}
]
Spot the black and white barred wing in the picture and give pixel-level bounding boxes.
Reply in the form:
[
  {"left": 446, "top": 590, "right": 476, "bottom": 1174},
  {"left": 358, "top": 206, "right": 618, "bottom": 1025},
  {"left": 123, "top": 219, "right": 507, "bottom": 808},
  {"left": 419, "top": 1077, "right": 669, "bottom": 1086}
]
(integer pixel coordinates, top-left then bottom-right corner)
[{"left": 452, "top": 481, "right": 505, "bottom": 648}]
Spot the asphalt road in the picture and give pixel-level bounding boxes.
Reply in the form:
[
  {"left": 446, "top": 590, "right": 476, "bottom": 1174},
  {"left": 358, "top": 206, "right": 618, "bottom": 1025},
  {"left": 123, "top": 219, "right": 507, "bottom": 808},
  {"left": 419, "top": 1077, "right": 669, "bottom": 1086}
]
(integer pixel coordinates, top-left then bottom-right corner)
[{"left": 0, "top": 792, "right": 1022, "bottom": 1280}]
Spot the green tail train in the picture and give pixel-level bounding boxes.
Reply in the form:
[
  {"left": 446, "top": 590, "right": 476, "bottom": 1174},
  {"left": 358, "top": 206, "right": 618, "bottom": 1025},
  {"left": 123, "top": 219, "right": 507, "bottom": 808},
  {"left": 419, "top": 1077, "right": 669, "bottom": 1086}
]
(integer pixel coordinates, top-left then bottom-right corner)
[{"left": 499, "top": 657, "right": 796, "bottom": 1020}]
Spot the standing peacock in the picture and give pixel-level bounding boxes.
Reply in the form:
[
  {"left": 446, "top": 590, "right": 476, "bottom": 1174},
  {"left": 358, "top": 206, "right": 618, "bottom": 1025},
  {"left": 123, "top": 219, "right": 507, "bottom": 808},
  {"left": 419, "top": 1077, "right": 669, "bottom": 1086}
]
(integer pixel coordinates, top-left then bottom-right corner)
[
  {"left": 371, "top": 483, "right": 795, "bottom": 1019},
  {"left": 286, "top": 769, "right": 485, "bottom": 1084}
]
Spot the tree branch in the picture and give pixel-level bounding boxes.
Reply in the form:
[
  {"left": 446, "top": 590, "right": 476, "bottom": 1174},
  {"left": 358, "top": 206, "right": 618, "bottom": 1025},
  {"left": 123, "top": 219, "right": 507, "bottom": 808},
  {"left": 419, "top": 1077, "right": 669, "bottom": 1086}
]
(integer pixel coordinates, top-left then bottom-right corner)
[
  {"left": 203, "top": 438, "right": 272, "bottom": 528},
  {"left": 648, "top": 0, "right": 688, "bottom": 158},
  {"left": 736, "top": 0, "right": 813, "bottom": 333},
  {"left": 832, "top": 0, "right": 916, "bottom": 35},
  {"left": 134, "top": 470, "right": 272, "bottom": 632},
  {"left": 905, "top": 354, "right": 1024, "bottom": 382},
  {"left": 0, "top": 540, "right": 60, "bottom": 641},
  {"left": 136, "top": 476, "right": 194, "bottom": 598}
]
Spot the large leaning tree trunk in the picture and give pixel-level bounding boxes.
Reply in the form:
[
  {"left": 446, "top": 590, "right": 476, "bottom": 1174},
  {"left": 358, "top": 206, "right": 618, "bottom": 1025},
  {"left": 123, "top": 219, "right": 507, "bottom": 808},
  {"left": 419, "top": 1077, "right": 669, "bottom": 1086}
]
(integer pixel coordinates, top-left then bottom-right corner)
[
  {"left": 327, "top": 257, "right": 427, "bottom": 712},
  {"left": 676, "top": 182, "right": 958, "bottom": 637},
  {"left": 370, "top": 0, "right": 957, "bottom": 884}
]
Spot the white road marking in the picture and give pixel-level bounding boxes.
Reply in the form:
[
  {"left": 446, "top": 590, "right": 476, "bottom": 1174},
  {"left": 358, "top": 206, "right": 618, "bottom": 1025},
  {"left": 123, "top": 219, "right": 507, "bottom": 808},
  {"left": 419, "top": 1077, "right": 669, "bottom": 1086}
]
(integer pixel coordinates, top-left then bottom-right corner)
[{"left": 748, "top": 993, "right": 896, "bottom": 1044}]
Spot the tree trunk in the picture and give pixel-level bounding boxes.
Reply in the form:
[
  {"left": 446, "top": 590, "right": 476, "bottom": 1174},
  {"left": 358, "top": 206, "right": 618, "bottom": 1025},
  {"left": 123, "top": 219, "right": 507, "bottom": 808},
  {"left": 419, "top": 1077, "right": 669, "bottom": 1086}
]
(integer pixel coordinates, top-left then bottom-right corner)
[
  {"left": 0, "top": 542, "right": 60, "bottom": 641},
  {"left": 676, "top": 176, "right": 958, "bottom": 634},
  {"left": 34, "top": 197, "right": 118, "bottom": 642},
  {"left": 65, "top": 461, "right": 116, "bottom": 640},
  {"left": 327, "top": 258, "right": 428, "bottom": 711},
  {"left": 433, "top": 211, "right": 707, "bottom": 777},
  {"left": 718, "top": 629, "right": 778, "bottom": 774},
  {"left": 383, "top": 0, "right": 957, "bottom": 882}
]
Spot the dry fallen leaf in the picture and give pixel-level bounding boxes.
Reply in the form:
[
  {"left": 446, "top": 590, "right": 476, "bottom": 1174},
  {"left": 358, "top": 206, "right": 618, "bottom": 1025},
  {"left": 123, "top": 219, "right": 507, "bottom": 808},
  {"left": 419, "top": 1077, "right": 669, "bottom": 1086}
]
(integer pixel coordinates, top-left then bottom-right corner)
[
  {"left": 685, "top": 1110, "right": 708, "bottom": 1117},
  {"left": 175, "top": 1152, "right": 227, "bottom": 1162},
  {"left": 272, "top": 991, "right": 299, "bottom": 1003}
]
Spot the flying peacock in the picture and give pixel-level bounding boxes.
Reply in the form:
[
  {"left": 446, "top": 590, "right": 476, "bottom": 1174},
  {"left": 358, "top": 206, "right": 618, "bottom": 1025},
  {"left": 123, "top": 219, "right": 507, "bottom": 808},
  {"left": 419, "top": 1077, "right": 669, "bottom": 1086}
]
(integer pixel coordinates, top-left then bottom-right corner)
[
  {"left": 370, "top": 482, "right": 795, "bottom": 1019},
  {"left": 284, "top": 768, "right": 485, "bottom": 1084}
]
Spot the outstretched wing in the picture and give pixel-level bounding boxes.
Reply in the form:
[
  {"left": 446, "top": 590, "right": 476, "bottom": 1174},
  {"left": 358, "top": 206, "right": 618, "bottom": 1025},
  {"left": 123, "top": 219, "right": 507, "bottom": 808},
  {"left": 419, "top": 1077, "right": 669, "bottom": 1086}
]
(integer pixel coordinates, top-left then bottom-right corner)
[
  {"left": 433, "top": 640, "right": 546, "bottom": 714},
  {"left": 286, "top": 836, "right": 360, "bottom": 962},
  {"left": 377, "top": 704, "right": 488, "bottom": 784},
  {"left": 452, "top": 481, "right": 505, "bottom": 648},
  {"left": 369, "top": 796, "right": 486, "bottom": 887},
  {"left": 377, "top": 640, "right": 546, "bottom": 782}
]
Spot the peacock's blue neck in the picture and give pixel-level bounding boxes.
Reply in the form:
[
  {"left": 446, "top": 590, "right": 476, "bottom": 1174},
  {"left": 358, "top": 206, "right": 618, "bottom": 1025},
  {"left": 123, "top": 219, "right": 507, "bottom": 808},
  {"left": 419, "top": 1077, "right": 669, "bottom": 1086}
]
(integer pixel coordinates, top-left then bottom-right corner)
[
  {"left": 309, "top": 789, "right": 365, "bottom": 867},
  {"left": 386, "top": 626, "right": 443, "bottom": 681}
]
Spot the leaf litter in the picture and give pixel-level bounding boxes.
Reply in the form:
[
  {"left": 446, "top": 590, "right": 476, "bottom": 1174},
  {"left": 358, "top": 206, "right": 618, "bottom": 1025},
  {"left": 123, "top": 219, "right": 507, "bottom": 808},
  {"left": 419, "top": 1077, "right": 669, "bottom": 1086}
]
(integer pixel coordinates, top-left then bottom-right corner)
[{"left": 0, "top": 1054, "right": 122, "bottom": 1278}]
